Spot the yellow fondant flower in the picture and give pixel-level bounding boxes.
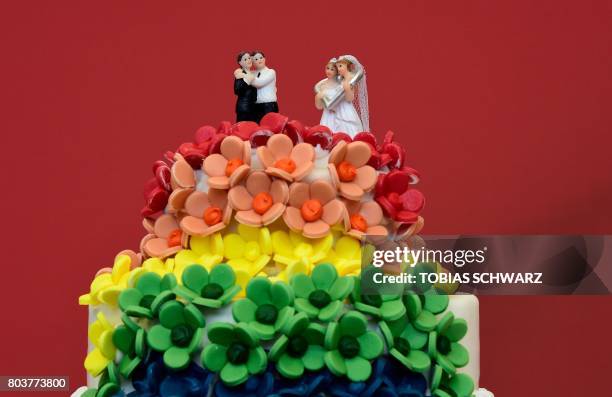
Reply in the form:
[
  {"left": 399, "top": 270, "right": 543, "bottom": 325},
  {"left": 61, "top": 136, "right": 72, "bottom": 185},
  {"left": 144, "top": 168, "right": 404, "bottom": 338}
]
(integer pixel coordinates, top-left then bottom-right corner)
[
  {"left": 84, "top": 311, "right": 116, "bottom": 376},
  {"left": 79, "top": 254, "right": 134, "bottom": 306},
  {"left": 223, "top": 224, "right": 273, "bottom": 296},
  {"left": 172, "top": 233, "right": 224, "bottom": 281},
  {"left": 269, "top": 230, "right": 334, "bottom": 282},
  {"left": 322, "top": 235, "right": 363, "bottom": 276}
]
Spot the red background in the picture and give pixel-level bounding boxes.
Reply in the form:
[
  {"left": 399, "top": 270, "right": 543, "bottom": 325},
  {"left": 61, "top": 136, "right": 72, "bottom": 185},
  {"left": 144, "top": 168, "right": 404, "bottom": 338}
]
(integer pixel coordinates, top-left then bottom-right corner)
[{"left": 1, "top": 1, "right": 611, "bottom": 396}]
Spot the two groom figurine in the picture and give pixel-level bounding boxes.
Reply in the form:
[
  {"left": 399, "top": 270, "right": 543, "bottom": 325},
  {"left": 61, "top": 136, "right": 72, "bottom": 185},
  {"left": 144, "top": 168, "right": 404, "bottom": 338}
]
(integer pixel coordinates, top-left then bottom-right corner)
[{"left": 234, "top": 51, "right": 279, "bottom": 123}]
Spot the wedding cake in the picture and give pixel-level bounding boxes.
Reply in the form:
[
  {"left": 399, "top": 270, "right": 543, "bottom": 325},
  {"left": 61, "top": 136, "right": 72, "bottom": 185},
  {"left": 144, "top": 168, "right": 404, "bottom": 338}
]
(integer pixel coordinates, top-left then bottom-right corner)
[{"left": 74, "top": 53, "right": 492, "bottom": 397}]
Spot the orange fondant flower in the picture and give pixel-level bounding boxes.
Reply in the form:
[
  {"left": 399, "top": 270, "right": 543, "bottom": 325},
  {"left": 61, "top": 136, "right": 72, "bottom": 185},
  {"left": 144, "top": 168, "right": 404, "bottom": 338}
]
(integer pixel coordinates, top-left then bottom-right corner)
[
  {"left": 167, "top": 155, "right": 196, "bottom": 213},
  {"left": 179, "top": 188, "right": 232, "bottom": 237},
  {"left": 283, "top": 180, "right": 346, "bottom": 239},
  {"left": 343, "top": 200, "right": 389, "bottom": 243},
  {"left": 256, "top": 134, "right": 315, "bottom": 182},
  {"left": 228, "top": 171, "right": 289, "bottom": 226},
  {"left": 203, "top": 136, "right": 251, "bottom": 189},
  {"left": 328, "top": 141, "right": 377, "bottom": 201},
  {"left": 140, "top": 214, "right": 186, "bottom": 259}
]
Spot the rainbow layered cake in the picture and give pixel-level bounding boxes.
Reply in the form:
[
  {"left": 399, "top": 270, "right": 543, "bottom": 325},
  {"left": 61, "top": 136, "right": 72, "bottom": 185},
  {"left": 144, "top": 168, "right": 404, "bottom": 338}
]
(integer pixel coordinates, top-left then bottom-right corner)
[{"left": 75, "top": 113, "right": 492, "bottom": 397}]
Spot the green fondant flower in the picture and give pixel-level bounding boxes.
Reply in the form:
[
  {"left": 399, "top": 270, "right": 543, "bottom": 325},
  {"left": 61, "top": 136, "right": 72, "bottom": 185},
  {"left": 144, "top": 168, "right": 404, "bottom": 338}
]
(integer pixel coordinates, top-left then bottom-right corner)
[
  {"left": 174, "top": 263, "right": 241, "bottom": 309},
  {"left": 403, "top": 289, "right": 449, "bottom": 332},
  {"left": 201, "top": 322, "right": 267, "bottom": 386},
  {"left": 90, "top": 362, "right": 121, "bottom": 397},
  {"left": 268, "top": 312, "right": 327, "bottom": 379},
  {"left": 379, "top": 315, "right": 431, "bottom": 372},
  {"left": 291, "top": 263, "right": 354, "bottom": 322},
  {"left": 323, "top": 311, "right": 384, "bottom": 382},
  {"left": 232, "top": 277, "right": 294, "bottom": 340},
  {"left": 118, "top": 272, "right": 177, "bottom": 318},
  {"left": 430, "top": 365, "right": 474, "bottom": 397},
  {"left": 146, "top": 300, "right": 205, "bottom": 370},
  {"left": 428, "top": 312, "right": 469, "bottom": 375},
  {"left": 111, "top": 314, "right": 147, "bottom": 378},
  {"left": 350, "top": 275, "right": 406, "bottom": 322}
]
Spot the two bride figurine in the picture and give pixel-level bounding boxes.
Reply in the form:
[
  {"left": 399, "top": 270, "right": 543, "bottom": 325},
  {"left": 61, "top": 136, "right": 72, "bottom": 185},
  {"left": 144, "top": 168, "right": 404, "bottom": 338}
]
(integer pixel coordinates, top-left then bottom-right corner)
[{"left": 314, "top": 55, "right": 369, "bottom": 136}]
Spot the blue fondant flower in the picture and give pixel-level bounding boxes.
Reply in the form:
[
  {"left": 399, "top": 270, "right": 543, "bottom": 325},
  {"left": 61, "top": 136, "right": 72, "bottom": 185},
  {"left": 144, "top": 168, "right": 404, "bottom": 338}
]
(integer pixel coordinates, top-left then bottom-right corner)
[
  {"left": 214, "top": 365, "right": 275, "bottom": 397},
  {"left": 329, "top": 357, "right": 427, "bottom": 397},
  {"left": 268, "top": 368, "right": 331, "bottom": 397},
  {"left": 128, "top": 353, "right": 214, "bottom": 397}
]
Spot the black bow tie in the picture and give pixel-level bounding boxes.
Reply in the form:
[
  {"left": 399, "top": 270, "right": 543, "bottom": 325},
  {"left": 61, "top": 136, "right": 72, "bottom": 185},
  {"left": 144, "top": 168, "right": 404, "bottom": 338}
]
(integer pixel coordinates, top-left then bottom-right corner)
[{"left": 257, "top": 72, "right": 261, "bottom": 78}]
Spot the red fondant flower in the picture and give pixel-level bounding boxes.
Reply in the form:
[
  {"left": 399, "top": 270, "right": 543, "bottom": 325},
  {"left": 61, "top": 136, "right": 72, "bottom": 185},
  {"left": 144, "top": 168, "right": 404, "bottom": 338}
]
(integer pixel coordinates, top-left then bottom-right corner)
[
  {"left": 141, "top": 161, "right": 172, "bottom": 218},
  {"left": 374, "top": 169, "right": 425, "bottom": 224}
]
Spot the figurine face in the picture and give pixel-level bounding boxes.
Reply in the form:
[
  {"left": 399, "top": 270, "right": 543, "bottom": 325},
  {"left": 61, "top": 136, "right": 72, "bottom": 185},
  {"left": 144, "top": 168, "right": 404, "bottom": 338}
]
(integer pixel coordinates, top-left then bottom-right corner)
[
  {"left": 252, "top": 53, "right": 266, "bottom": 69},
  {"left": 336, "top": 61, "right": 348, "bottom": 77},
  {"left": 325, "top": 63, "right": 337, "bottom": 79},
  {"left": 239, "top": 53, "right": 252, "bottom": 70}
]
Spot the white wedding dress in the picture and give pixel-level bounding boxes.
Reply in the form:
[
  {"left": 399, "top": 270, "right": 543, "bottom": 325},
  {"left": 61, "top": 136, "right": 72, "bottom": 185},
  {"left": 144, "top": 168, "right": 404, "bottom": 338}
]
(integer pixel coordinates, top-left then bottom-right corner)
[{"left": 319, "top": 81, "right": 364, "bottom": 137}]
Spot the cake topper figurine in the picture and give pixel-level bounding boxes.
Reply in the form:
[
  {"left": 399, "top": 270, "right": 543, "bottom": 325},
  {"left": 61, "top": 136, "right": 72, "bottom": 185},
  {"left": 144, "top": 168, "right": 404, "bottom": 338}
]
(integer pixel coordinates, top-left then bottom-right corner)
[
  {"left": 233, "top": 51, "right": 258, "bottom": 122},
  {"left": 234, "top": 50, "right": 279, "bottom": 123},
  {"left": 314, "top": 55, "right": 369, "bottom": 136}
]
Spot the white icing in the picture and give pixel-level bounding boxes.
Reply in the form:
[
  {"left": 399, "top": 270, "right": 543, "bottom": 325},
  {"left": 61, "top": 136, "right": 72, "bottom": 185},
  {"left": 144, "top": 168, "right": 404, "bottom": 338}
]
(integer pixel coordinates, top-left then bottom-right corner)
[
  {"left": 474, "top": 388, "right": 495, "bottom": 397},
  {"left": 194, "top": 169, "right": 208, "bottom": 193},
  {"left": 71, "top": 386, "right": 87, "bottom": 397},
  {"left": 303, "top": 145, "right": 332, "bottom": 183},
  {"left": 447, "top": 294, "right": 480, "bottom": 387}
]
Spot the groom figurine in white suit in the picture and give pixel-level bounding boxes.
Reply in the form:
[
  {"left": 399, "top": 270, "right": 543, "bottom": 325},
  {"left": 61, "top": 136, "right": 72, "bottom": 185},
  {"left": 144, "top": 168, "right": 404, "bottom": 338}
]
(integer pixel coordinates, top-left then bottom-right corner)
[{"left": 250, "top": 51, "right": 279, "bottom": 122}]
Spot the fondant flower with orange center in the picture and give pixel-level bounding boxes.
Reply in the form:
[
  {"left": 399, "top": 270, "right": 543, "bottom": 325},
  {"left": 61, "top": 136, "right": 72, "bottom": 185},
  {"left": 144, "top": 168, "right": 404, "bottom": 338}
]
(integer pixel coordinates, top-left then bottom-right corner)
[
  {"left": 256, "top": 134, "right": 315, "bottom": 182},
  {"left": 179, "top": 188, "right": 232, "bottom": 237},
  {"left": 343, "top": 200, "right": 389, "bottom": 243},
  {"left": 283, "top": 180, "right": 346, "bottom": 239},
  {"left": 140, "top": 214, "right": 186, "bottom": 259},
  {"left": 167, "top": 155, "right": 198, "bottom": 213},
  {"left": 203, "top": 136, "right": 251, "bottom": 189},
  {"left": 328, "top": 140, "right": 377, "bottom": 201},
  {"left": 228, "top": 171, "right": 289, "bottom": 226}
]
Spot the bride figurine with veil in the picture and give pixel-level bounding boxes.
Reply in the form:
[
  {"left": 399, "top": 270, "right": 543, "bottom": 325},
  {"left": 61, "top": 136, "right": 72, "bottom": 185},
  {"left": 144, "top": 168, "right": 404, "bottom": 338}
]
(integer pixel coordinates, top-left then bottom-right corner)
[{"left": 314, "top": 55, "right": 369, "bottom": 136}]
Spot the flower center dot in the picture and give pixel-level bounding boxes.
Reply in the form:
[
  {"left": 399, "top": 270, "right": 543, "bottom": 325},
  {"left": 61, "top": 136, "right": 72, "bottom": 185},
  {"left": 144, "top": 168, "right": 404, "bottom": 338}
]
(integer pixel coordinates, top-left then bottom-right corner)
[
  {"left": 140, "top": 295, "right": 155, "bottom": 309},
  {"left": 255, "top": 304, "right": 278, "bottom": 325},
  {"left": 437, "top": 335, "right": 452, "bottom": 355},
  {"left": 253, "top": 192, "right": 273, "bottom": 215},
  {"left": 202, "top": 283, "right": 224, "bottom": 300},
  {"left": 337, "top": 161, "right": 357, "bottom": 182},
  {"left": 226, "top": 342, "right": 250, "bottom": 364},
  {"left": 167, "top": 229, "right": 183, "bottom": 247},
  {"left": 394, "top": 336, "right": 411, "bottom": 356},
  {"left": 338, "top": 335, "right": 360, "bottom": 358},
  {"left": 308, "top": 289, "right": 331, "bottom": 309},
  {"left": 361, "top": 293, "right": 382, "bottom": 308},
  {"left": 287, "top": 335, "right": 309, "bottom": 358},
  {"left": 171, "top": 325, "right": 194, "bottom": 347},
  {"left": 225, "top": 158, "right": 244, "bottom": 176},
  {"left": 301, "top": 199, "right": 323, "bottom": 222},
  {"left": 274, "top": 158, "right": 296, "bottom": 173},
  {"left": 204, "top": 206, "right": 223, "bottom": 226},
  {"left": 350, "top": 214, "right": 368, "bottom": 232}
]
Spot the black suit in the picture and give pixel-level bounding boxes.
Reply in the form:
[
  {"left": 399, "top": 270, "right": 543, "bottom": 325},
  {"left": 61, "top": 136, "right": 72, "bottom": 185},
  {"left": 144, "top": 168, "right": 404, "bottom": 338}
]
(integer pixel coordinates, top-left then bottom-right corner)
[{"left": 234, "top": 71, "right": 258, "bottom": 122}]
